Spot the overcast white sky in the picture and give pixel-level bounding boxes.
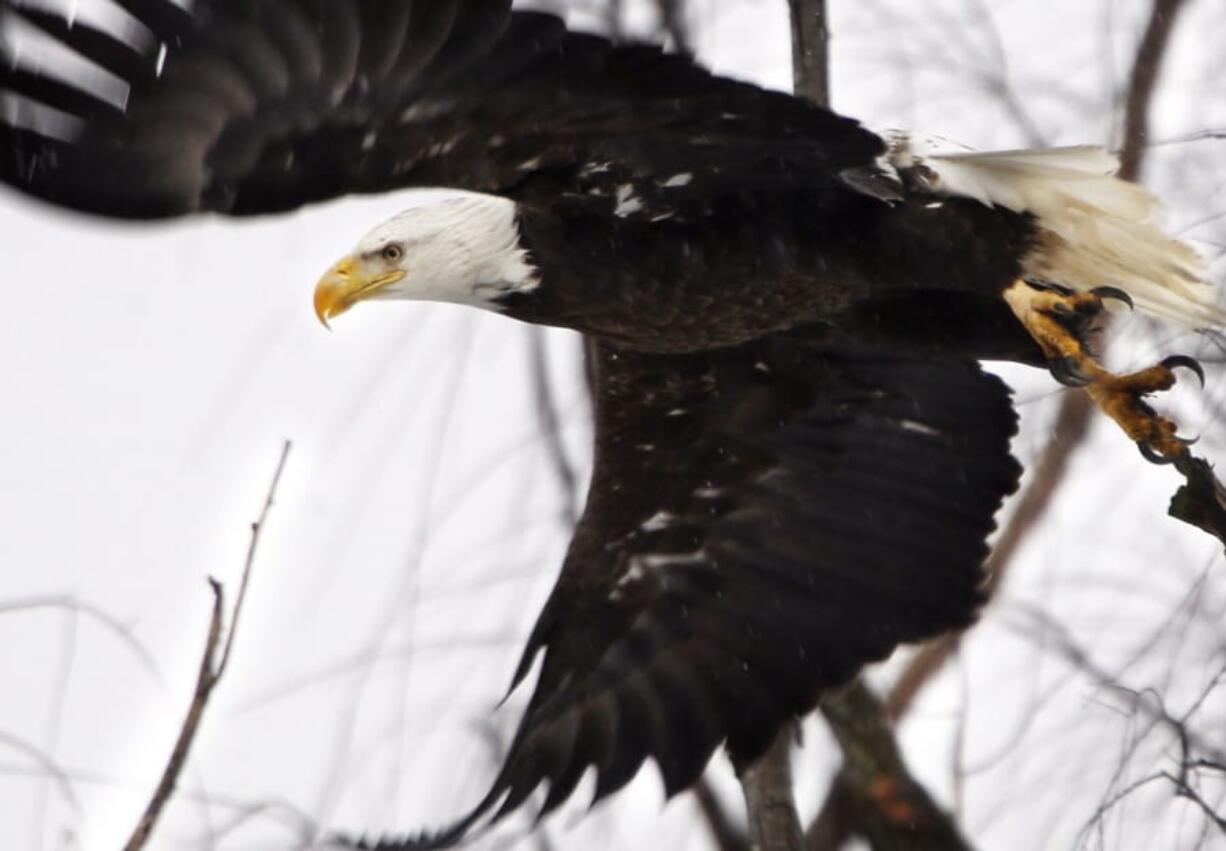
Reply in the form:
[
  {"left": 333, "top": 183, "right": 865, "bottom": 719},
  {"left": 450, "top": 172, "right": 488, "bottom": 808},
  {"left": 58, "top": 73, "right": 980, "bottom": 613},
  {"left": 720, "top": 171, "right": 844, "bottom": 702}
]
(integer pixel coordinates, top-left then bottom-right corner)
[{"left": 2, "top": 1, "right": 1225, "bottom": 849}]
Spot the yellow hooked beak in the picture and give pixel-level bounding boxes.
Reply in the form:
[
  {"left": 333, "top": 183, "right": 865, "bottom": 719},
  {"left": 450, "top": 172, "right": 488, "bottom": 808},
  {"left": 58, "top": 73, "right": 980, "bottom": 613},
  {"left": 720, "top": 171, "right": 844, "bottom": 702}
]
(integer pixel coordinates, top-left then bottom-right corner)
[{"left": 313, "top": 255, "right": 407, "bottom": 328}]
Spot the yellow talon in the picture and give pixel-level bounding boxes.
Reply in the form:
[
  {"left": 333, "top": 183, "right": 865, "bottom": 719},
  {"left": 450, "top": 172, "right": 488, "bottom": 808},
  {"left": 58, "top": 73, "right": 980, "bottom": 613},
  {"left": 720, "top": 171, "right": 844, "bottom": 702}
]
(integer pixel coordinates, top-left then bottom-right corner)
[{"left": 1004, "top": 280, "right": 1200, "bottom": 464}]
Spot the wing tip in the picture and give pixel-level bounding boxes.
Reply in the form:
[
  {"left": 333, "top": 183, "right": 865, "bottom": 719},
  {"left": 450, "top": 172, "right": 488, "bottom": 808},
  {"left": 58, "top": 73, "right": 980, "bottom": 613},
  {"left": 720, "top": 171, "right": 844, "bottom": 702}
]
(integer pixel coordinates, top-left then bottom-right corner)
[
  {"left": 331, "top": 804, "right": 492, "bottom": 851},
  {"left": 338, "top": 762, "right": 525, "bottom": 850}
]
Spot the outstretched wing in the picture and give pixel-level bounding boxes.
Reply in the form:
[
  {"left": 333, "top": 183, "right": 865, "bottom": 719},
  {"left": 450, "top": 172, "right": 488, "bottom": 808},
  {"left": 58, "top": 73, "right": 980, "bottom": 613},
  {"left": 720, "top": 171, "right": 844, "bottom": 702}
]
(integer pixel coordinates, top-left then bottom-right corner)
[
  {"left": 375, "top": 335, "right": 1021, "bottom": 849},
  {"left": 0, "top": 0, "right": 881, "bottom": 218}
]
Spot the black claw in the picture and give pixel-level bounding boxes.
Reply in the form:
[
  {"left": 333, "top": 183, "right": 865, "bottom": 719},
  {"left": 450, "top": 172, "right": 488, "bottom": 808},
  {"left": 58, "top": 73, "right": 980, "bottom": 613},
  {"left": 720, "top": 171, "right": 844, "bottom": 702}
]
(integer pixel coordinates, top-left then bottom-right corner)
[
  {"left": 1090, "top": 286, "right": 1135, "bottom": 311},
  {"left": 1049, "top": 356, "right": 1094, "bottom": 387},
  {"left": 1178, "top": 434, "right": 1201, "bottom": 448},
  {"left": 1139, "top": 442, "right": 1179, "bottom": 465},
  {"left": 1162, "top": 354, "right": 1206, "bottom": 386}
]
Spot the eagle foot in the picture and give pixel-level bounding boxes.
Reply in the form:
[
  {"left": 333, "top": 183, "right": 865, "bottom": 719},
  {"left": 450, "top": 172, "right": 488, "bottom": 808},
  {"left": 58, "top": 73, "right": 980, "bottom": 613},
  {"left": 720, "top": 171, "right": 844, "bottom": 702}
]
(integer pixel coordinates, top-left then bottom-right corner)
[{"left": 1004, "top": 280, "right": 1201, "bottom": 464}]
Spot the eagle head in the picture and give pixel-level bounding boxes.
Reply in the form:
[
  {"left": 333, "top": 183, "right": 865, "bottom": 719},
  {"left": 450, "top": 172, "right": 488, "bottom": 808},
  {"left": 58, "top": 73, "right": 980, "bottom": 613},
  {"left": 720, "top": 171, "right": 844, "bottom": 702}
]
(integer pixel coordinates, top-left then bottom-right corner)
[{"left": 313, "top": 191, "right": 539, "bottom": 327}]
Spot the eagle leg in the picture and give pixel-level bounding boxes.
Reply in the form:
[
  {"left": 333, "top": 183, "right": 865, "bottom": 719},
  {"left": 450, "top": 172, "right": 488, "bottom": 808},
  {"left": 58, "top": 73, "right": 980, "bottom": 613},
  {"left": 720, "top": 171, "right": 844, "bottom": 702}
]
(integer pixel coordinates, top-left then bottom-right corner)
[{"left": 1003, "top": 279, "right": 1202, "bottom": 463}]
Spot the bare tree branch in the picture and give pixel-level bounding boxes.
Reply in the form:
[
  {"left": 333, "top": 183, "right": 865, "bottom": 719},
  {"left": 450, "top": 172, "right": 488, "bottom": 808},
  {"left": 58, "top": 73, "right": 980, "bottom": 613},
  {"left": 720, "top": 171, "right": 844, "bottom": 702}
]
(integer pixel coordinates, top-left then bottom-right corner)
[
  {"left": 124, "top": 440, "right": 292, "bottom": 851},
  {"left": 736, "top": 3, "right": 835, "bottom": 847},
  {"left": 740, "top": 729, "right": 803, "bottom": 851},
  {"left": 654, "top": 0, "right": 692, "bottom": 55},
  {"left": 1117, "top": 0, "right": 1187, "bottom": 182},
  {"left": 805, "top": 775, "right": 854, "bottom": 851},
  {"left": 813, "top": 682, "right": 974, "bottom": 851},
  {"left": 1170, "top": 453, "right": 1226, "bottom": 546},
  {"left": 789, "top": 0, "right": 975, "bottom": 843},
  {"left": 695, "top": 779, "right": 750, "bottom": 851},
  {"left": 604, "top": 0, "right": 623, "bottom": 41},
  {"left": 528, "top": 330, "right": 582, "bottom": 526},
  {"left": 789, "top": 0, "right": 829, "bottom": 107}
]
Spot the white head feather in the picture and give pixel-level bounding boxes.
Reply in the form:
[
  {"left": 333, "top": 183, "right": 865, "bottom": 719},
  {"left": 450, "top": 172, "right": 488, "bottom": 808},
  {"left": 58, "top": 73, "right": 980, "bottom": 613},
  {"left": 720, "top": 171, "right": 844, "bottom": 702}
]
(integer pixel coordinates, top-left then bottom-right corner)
[{"left": 352, "top": 191, "right": 539, "bottom": 308}]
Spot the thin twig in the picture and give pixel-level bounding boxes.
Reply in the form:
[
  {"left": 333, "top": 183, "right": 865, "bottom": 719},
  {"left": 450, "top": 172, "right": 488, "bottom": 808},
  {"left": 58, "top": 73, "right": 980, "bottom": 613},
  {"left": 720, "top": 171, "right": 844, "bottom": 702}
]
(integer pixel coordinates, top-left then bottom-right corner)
[
  {"left": 0, "top": 731, "right": 83, "bottom": 823},
  {"left": 123, "top": 582, "right": 226, "bottom": 851},
  {"left": 218, "top": 441, "right": 291, "bottom": 677},
  {"left": 1020, "top": 610, "right": 1226, "bottom": 841},
  {"left": 123, "top": 441, "right": 293, "bottom": 851},
  {"left": 0, "top": 596, "right": 169, "bottom": 693},
  {"left": 33, "top": 604, "right": 79, "bottom": 851}
]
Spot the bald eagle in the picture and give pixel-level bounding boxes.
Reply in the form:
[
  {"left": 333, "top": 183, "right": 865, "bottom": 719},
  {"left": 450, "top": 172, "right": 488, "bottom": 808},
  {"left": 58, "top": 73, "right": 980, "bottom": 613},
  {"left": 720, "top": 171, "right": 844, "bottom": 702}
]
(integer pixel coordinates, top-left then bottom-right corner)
[{"left": 1, "top": 1, "right": 1219, "bottom": 847}]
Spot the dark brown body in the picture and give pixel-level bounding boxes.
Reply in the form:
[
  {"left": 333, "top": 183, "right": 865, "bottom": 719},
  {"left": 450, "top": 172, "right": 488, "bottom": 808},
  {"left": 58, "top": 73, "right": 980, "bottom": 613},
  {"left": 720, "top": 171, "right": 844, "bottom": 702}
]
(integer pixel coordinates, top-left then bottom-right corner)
[{"left": 505, "top": 191, "right": 1042, "bottom": 363}]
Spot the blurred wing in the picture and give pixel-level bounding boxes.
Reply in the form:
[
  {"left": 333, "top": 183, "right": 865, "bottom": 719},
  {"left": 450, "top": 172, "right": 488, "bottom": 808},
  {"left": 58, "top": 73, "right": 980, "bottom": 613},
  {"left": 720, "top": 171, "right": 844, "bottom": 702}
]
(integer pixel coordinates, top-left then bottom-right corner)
[
  {"left": 0, "top": 0, "right": 881, "bottom": 218},
  {"left": 383, "top": 336, "right": 1021, "bottom": 848}
]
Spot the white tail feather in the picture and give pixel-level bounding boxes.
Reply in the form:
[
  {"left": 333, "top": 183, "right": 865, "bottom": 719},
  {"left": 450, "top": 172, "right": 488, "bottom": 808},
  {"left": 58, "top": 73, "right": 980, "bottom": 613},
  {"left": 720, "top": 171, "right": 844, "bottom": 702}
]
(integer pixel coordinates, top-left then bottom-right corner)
[{"left": 885, "top": 133, "right": 1224, "bottom": 329}]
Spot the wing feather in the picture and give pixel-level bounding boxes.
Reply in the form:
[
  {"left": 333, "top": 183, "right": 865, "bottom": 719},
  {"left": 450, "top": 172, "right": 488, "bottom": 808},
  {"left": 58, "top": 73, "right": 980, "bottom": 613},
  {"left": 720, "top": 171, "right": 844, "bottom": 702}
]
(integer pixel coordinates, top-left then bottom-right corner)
[
  {"left": 1, "top": 63, "right": 123, "bottom": 122},
  {"left": 110, "top": 0, "right": 193, "bottom": 42},
  {"left": 11, "top": 7, "right": 151, "bottom": 82},
  {"left": 352, "top": 0, "right": 414, "bottom": 88},
  {"left": 1, "top": 0, "right": 881, "bottom": 217},
  {"left": 365, "top": 337, "right": 1020, "bottom": 849}
]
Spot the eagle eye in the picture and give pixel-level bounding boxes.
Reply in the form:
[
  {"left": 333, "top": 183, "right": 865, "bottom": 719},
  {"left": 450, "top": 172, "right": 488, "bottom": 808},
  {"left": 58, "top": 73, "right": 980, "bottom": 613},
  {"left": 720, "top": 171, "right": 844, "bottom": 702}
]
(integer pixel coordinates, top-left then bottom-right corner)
[{"left": 381, "top": 243, "right": 404, "bottom": 262}]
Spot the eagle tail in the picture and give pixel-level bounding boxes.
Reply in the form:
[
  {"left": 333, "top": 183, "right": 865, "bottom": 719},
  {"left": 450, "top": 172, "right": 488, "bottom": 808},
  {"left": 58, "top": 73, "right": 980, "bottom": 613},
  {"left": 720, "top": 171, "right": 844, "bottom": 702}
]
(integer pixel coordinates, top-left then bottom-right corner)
[{"left": 888, "top": 134, "right": 1224, "bottom": 329}]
